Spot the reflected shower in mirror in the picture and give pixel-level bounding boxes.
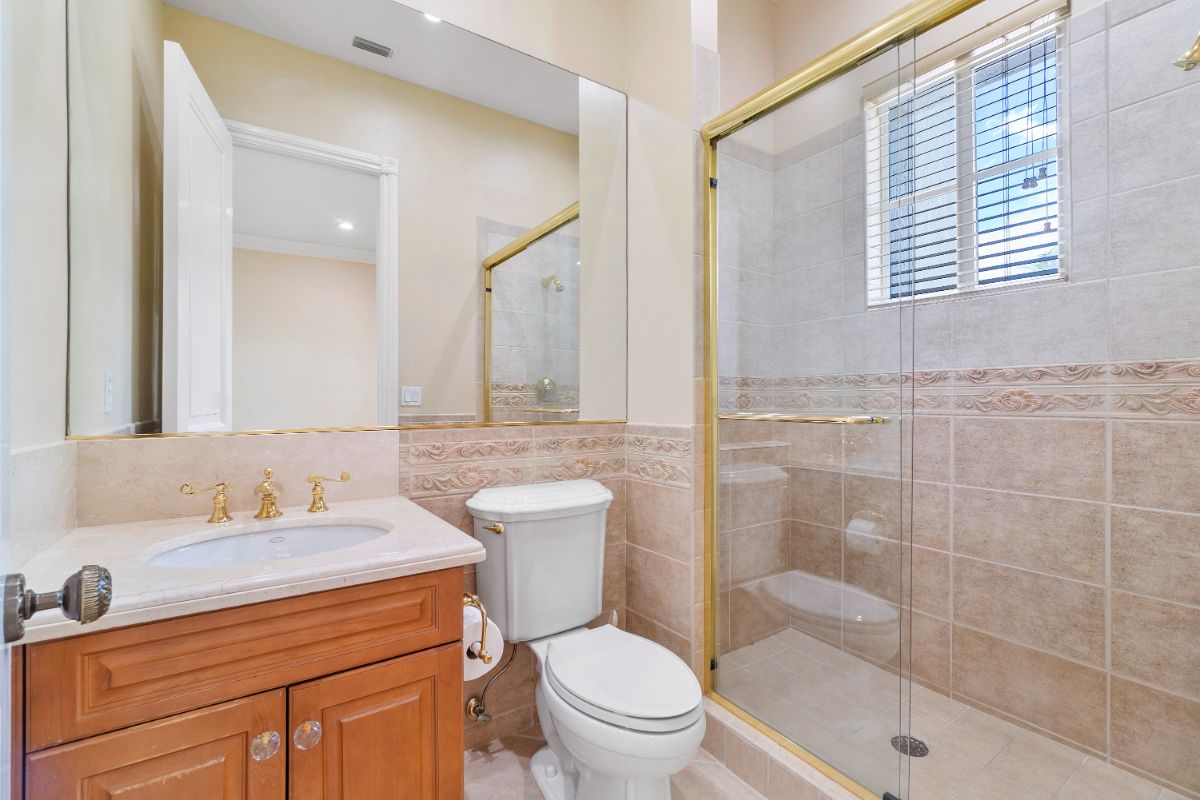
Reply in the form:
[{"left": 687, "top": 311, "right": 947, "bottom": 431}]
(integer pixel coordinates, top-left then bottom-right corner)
[{"left": 65, "top": 0, "right": 627, "bottom": 436}]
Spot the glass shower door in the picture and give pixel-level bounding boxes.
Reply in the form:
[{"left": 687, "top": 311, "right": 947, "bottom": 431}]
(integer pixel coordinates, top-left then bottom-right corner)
[{"left": 710, "top": 36, "right": 918, "bottom": 799}]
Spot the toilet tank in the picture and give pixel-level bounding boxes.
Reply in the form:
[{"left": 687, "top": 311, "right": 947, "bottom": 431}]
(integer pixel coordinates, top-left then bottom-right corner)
[{"left": 467, "top": 479, "right": 612, "bottom": 643}]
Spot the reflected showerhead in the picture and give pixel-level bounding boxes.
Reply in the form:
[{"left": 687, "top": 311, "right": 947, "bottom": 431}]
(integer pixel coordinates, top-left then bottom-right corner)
[{"left": 541, "top": 274, "right": 565, "bottom": 293}]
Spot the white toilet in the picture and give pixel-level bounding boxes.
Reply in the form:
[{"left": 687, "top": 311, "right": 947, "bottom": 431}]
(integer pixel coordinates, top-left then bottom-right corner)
[{"left": 468, "top": 479, "right": 705, "bottom": 800}]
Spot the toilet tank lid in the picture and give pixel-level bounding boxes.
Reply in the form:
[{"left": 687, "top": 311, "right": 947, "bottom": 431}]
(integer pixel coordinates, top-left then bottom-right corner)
[{"left": 467, "top": 479, "right": 613, "bottom": 520}]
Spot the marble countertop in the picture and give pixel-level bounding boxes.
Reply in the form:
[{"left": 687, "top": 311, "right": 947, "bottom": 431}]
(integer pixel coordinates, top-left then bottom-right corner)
[{"left": 17, "top": 496, "right": 485, "bottom": 644}]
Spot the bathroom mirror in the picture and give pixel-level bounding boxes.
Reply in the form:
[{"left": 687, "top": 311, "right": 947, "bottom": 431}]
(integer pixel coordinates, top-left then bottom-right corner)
[{"left": 64, "top": 0, "right": 627, "bottom": 436}]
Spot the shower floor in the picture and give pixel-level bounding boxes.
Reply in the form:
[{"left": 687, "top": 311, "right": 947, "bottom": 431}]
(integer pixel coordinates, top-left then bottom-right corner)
[{"left": 717, "top": 629, "right": 1183, "bottom": 800}]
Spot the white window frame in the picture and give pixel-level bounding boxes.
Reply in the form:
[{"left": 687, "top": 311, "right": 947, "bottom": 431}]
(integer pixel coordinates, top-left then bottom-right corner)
[{"left": 864, "top": 15, "right": 1068, "bottom": 307}]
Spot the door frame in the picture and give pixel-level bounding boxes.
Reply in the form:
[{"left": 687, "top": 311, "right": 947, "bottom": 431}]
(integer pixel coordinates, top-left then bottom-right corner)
[{"left": 224, "top": 120, "right": 400, "bottom": 427}]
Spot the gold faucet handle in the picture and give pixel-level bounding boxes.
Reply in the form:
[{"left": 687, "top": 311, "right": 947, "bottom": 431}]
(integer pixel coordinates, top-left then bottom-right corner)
[
  {"left": 255, "top": 468, "right": 282, "bottom": 495},
  {"left": 306, "top": 471, "right": 350, "bottom": 513},
  {"left": 180, "top": 482, "right": 234, "bottom": 524}
]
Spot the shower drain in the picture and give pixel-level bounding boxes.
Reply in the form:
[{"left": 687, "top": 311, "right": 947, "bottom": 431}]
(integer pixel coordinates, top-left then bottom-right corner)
[{"left": 890, "top": 735, "right": 930, "bottom": 757}]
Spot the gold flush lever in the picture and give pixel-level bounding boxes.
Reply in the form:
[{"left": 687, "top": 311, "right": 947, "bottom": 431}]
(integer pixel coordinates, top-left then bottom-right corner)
[
  {"left": 306, "top": 471, "right": 350, "bottom": 513},
  {"left": 462, "top": 593, "right": 493, "bottom": 664},
  {"left": 482, "top": 522, "right": 504, "bottom": 534},
  {"left": 180, "top": 481, "right": 234, "bottom": 524}
]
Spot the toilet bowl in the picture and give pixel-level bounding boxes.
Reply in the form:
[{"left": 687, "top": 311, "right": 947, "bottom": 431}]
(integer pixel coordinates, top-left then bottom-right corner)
[
  {"left": 467, "top": 480, "right": 705, "bottom": 800},
  {"left": 527, "top": 625, "right": 705, "bottom": 800}
]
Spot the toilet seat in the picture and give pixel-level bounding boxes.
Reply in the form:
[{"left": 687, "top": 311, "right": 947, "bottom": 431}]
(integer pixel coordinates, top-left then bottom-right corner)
[{"left": 544, "top": 625, "right": 703, "bottom": 733}]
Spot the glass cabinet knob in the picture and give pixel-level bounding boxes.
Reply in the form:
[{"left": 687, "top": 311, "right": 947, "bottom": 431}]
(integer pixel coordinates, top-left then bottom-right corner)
[
  {"left": 293, "top": 720, "right": 323, "bottom": 750},
  {"left": 250, "top": 730, "right": 281, "bottom": 761}
]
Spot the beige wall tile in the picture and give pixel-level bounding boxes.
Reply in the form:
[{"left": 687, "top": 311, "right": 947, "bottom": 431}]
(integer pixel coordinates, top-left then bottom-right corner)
[
  {"left": 1111, "top": 678, "right": 1200, "bottom": 794},
  {"left": 842, "top": 473, "right": 901, "bottom": 538},
  {"left": 626, "top": 606, "right": 691, "bottom": 663},
  {"left": 1113, "top": 421, "right": 1200, "bottom": 513},
  {"left": 789, "top": 467, "right": 842, "bottom": 527},
  {"left": 731, "top": 522, "right": 789, "bottom": 585},
  {"left": 785, "top": 423, "right": 842, "bottom": 469},
  {"left": 725, "top": 731, "right": 770, "bottom": 796},
  {"left": 728, "top": 574, "right": 789, "bottom": 650},
  {"left": 790, "top": 521, "right": 842, "bottom": 582},
  {"left": 1112, "top": 592, "right": 1200, "bottom": 701},
  {"left": 953, "top": 488, "right": 1105, "bottom": 582},
  {"left": 953, "top": 558, "right": 1105, "bottom": 665},
  {"left": 951, "top": 626, "right": 1107, "bottom": 751},
  {"left": 843, "top": 537, "right": 948, "bottom": 618},
  {"left": 626, "top": 544, "right": 693, "bottom": 637},
  {"left": 627, "top": 478, "right": 695, "bottom": 561},
  {"left": 730, "top": 472, "right": 788, "bottom": 529},
  {"left": 953, "top": 418, "right": 1107, "bottom": 501},
  {"left": 1112, "top": 506, "right": 1200, "bottom": 605},
  {"left": 77, "top": 430, "right": 402, "bottom": 525}
]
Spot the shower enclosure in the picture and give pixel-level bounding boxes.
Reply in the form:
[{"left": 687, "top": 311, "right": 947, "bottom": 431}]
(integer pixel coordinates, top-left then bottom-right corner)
[
  {"left": 483, "top": 204, "right": 582, "bottom": 422},
  {"left": 704, "top": 1, "right": 1200, "bottom": 798}
]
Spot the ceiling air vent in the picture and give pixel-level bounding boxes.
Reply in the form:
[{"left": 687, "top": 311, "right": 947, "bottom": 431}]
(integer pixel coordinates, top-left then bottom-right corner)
[{"left": 352, "top": 36, "right": 393, "bottom": 58}]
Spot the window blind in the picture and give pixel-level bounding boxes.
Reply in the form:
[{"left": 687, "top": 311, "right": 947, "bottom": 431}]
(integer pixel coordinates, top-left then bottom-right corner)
[{"left": 865, "top": 15, "right": 1064, "bottom": 304}]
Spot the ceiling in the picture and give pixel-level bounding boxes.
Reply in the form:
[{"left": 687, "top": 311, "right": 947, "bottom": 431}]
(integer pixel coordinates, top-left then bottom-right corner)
[
  {"left": 165, "top": 0, "right": 582, "bottom": 133},
  {"left": 232, "top": 148, "right": 378, "bottom": 258}
]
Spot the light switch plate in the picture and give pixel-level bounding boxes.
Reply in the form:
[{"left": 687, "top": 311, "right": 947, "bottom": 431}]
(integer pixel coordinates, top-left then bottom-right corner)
[{"left": 401, "top": 386, "right": 422, "bottom": 406}]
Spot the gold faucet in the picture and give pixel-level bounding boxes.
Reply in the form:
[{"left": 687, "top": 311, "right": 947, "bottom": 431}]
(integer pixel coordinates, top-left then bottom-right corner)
[
  {"left": 306, "top": 471, "right": 350, "bottom": 513},
  {"left": 253, "top": 468, "right": 284, "bottom": 520},
  {"left": 180, "top": 481, "right": 234, "bottom": 524}
]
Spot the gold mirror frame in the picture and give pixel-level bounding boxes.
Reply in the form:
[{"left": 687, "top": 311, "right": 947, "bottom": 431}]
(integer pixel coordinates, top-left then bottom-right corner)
[
  {"left": 700, "top": 1, "right": 987, "bottom": 798},
  {"left": 481, "top": 201, "right": 581, "bottom": 424}
]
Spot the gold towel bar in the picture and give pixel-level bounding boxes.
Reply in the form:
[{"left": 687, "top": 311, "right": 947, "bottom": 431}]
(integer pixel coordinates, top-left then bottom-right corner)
[{"left": 718, "top": 413, "right": 887, "bottom": 425}]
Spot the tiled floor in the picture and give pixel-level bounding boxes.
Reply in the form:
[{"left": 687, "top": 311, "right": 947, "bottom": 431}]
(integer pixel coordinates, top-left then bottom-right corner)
[
  {"left": 717, "top": 628, "right": 1187, "bottom": 800},
  {"left": 464, "top": 735, "right": 767, "bottom": 800}
]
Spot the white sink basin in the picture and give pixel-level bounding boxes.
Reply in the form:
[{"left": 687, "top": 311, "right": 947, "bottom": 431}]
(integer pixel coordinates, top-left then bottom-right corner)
[{"left": 147, "top": 523, "right": 390, "bottom": 568}]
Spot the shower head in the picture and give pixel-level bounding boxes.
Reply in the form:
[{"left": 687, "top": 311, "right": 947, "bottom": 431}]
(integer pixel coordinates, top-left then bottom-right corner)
[
  {"left": 1176, "top": 31, "right": 1200, "bottom": 70},
  {"left": 541, "top": 274, "right": 565, "bottom": 292}
]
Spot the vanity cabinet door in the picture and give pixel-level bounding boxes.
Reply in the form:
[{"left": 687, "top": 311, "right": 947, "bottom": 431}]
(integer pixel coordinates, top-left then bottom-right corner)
[
  {"left": 25, "top": 689, "right": 286, "bottom": 799},
  {"left": 288, "top": 643, "right": 463, "bottom": 800}
]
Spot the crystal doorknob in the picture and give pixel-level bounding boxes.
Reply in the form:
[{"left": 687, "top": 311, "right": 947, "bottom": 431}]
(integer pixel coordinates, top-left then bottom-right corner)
[
  {"left": 250, "top": 730, "right": 281, "bottom": 761},
  {"left": 293, "top": 720, "right": 323, "bottom": 750},
  {"left": 3, "top": 565, "right": 113, "bottom": 644}
]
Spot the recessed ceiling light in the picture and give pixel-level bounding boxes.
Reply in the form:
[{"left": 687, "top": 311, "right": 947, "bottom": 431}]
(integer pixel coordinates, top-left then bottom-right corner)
[
  {"left": 423, "top": 13, "right": 441, "bottom": 23},
  {"left": 338, "top": 220, "right": 355, "bottom": 231}
]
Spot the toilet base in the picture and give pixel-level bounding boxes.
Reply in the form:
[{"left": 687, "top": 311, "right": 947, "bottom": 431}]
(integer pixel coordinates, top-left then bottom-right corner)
[
  {"left": 531, "top": 745, "right": 676, "bottom": 800},
  {"left": 532, "top": 746, "right": 575, "bottom": 800}
]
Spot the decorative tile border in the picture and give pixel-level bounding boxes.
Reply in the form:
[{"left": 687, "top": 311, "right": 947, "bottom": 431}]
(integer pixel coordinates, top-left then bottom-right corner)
[
  {"left": 719, "top": 360, "right": 1200, "bottom": 418},
  {"left": 407, "top": 464, "right": 529, "bottom": 497},
  {"left": 627, "top": 455, "right": 693, "bottom": 488},
  {"left": 535, "top": 456, "right": 626, "bottom": 482}
]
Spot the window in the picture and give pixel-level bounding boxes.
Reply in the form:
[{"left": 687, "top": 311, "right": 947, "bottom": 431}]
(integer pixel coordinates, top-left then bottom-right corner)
[{"left": 865, "top": 16, "right": 1065, "bottom": 305}]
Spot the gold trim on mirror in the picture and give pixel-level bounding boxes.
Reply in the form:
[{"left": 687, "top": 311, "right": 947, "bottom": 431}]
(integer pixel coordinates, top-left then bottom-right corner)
[
  {"left": 481, "top": 202, "right": 580, "bottom": 271},
  {"left": 481, "top": 201, "right": 581, "bottom": 423},
  {"left": 702, "top": 2, "right": 986, "bottom": 798},
  {"left": 65, "top": 419, "right": 625, "bottom": 441}
]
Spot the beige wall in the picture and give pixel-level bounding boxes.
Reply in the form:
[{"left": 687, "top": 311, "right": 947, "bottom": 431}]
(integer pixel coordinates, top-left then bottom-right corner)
[
  {"left": 164, "top": 7, "right": 580, "bottom": 420},
  {"left": 68, "top": 0, "right": 163, "bottom": 437},
  {"left": 625, "top": 0, "right": 699, "bottom": 425},
  {"left": 398, "top": 0, "right": 627, "bottom": 93},
  {"left": 578, "top": 78, "right": 628, "bottom": 420},
  {"left": 232, "top": 249, "right": 377, "bottom": 431},
  {"left": 11, "top": 0, "right": 68, "bottom": 448}
]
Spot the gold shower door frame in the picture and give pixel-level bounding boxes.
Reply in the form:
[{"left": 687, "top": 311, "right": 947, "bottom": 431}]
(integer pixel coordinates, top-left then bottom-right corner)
[
  {"left": 701, "top": 2, "right": 984, "bottom": 797},
  {"left": 481, "top": 201, "right": 581, "bottom": 422}
]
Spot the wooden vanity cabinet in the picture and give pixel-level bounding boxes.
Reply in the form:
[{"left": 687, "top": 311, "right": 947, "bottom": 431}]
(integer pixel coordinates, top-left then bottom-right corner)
[
  {"left": 26, "top": 690, "right": 287, "bottom": 799},
  {"left": 16, "top": 568, "right": 465, "bottom": 800}
]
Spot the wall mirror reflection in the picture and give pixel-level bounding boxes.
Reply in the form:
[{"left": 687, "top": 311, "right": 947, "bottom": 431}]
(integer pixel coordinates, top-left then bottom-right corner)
[{"left": 66, "top": 0, "right": 627, "bottom": 436}]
